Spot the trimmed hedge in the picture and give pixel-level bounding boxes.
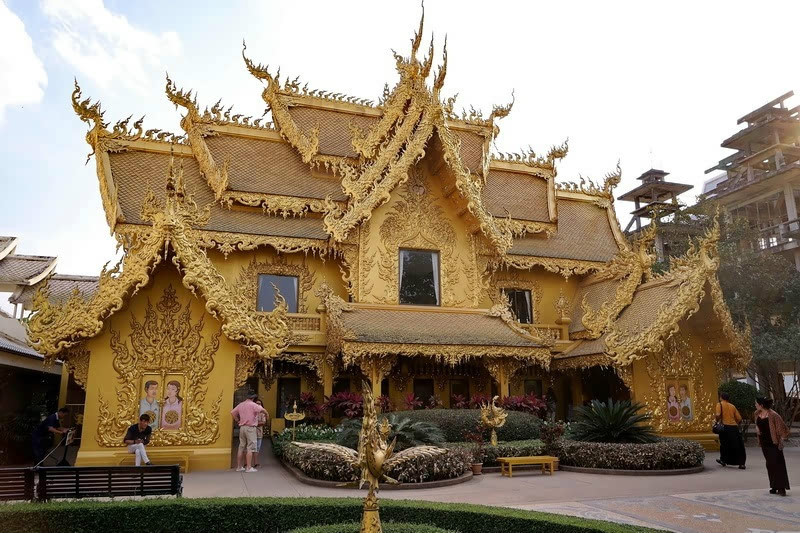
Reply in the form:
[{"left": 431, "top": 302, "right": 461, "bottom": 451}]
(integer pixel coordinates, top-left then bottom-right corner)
[
  {"left": 290, "top": 522, "right": 455, "bottom": 533},
  {"left": 391, "top": 409, "right": 542, "bottom": 441},
  {"left": 273, "top": 425, "right": 337, "bottom": 457},
  {"left": 556, "top": 438, "right": 704, "bottom": 470},
  {"left": 284, "top": 443, "right": 471, "bottom": 483},
  {"left": 0, "top": 497, "right": 667, "bottom": 533},
  {"left": 446, "top": 439, "right": 545, "bottom": 466}
]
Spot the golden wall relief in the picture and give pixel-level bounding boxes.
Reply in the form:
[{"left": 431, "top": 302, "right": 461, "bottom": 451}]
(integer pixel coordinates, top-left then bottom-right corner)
[
  {"left": 236, "top": 255, "right": 316, "bottom": 313},
  {"left": 374, "top": 168, "right": 477, "bottom": 306},
  {"left": 642, "top": 335, "right": 714, "bottom": 433},
  {"left": 62, "top": 344, "right": 91, "bottom": 390},
  {"left": 96, "top": 285, "right": 222, "bottom": 447}
]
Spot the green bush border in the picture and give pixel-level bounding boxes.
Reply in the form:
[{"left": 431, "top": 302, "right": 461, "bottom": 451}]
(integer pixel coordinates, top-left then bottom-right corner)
[
  {"left": 0, "top": 497, "right": 667, "bottom": 533},
  {"left": 289, "top": 522, "right": 455, "bottom": 533}
]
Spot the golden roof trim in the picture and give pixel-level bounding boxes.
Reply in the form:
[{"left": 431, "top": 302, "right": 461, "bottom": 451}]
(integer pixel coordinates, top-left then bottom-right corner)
[
  {"left": 220, "top": 191, "right": 337, "bottom": 219},
  {"left": 500, "top": 255, "right": 606, "bottom": 278},
  {"left": 341, "top": 341, "right": 552, "bottom": 369},
  {"left": 603, "top": 220, "right": 750, "bottom": 368},
  {"left": 578, "top": 224, "right": 656, "bottom": 338},
  {"left": 28, "top": 157, "right": 291, "bottom": 360},
  {"left": 115, "top": 223, "right": 333, "bottom": 259}
]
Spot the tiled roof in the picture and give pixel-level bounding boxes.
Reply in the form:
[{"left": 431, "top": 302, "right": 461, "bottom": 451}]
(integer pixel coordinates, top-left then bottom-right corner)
[
  {"left": 11, "top": 274, "right": 99, "bottom": 307},
  {"left": 109, "top": 150, "right": 329, "bottom": 240},
  {"left": 483, "top": 170, "right": 550, "bottom": 222},
  {"left": 0, "top": 314, "right": 42, "bottom": 359},
  {"left": 340, "top": 306, "right": 544, "bottom": 347},
  {"left": 569, "top": 278, "right": 621, "bottom": 334},
  {"left": 0, "top": 254, "right": 57, "bottom": 285},
  {"left": 204, "top": 135, "right": 347, "bottom": 200},
  {"left": 613, "top": 281, "right": 681, "bottom": 334},
  {"left": 0, "top": 236, "right": 16, "bottom": 258},
  {"left": 558, "top": 337, "right": 607, "bottom": 358},
  {"left": 509, "top": 199, "right": 620, "bottom": 262},
  {"left": 454, "top": 129, "right": 485, "bottom": 174},
  {"left": 287, "top": 106, "right": 378, "bottom": 159}
]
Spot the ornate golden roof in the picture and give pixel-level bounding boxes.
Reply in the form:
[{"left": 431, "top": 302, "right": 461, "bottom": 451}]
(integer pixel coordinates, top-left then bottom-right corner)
[
  {"left": 27, "top": 156, "right": 291, "bottom": 361},
  {"left": 570, "top": 220, "right": 751, "bottom": 370},
  {"left": 317, "top": 284, "right": 552, "bottom": 368}
]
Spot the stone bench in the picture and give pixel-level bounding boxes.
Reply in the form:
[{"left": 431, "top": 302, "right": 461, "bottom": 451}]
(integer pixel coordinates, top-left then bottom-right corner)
[
  {"left": 498, "top": 455, "right": 558, "bottom": 477},
  {"left": 113, "top": 449, "right": 194, "bottom": 473}
]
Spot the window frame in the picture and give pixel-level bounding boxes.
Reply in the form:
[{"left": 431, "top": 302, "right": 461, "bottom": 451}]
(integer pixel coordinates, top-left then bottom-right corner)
[
  {"left": 256, "top": 273, "right": 300, "bottom": 313},
  {"left": 505, "top": 288, "right": 533, "bottom": 324},
  {"left": 397, "top": 248, "right": 442, "bottom": 307}
]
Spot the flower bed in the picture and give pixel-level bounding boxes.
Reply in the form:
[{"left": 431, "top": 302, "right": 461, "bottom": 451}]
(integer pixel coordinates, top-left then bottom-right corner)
[
  {"left": 556, "top": 438, "right": 704, "bottom": 470},
  {"left": 446, "top": 439, "right": 545, "bottom": 466},
  {"left": 283, "top": 442, "right": 471, "bottom": 483},
  {"left": 0, "top": 497, "right": 666, "bottom": 533},
  {"left": 391, "top": 409, "right": 541, "bottom": 441}
]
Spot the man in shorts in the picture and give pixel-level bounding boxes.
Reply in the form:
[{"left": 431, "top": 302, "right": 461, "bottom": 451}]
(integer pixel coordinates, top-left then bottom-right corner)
[{"left": 231, "top": 394, "right": 267, "bottom": 473}]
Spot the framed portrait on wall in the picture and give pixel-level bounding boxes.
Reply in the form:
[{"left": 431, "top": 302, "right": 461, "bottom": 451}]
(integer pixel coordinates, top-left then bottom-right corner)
[
  {"left": 161, "top": 375, "right": 185, "bottom": 431},
  {"left": 140, "top": 375, "right": 161, "bottom": 430},
  {"left": 665, "top": 377, "right": 694, "bottom": 422}
]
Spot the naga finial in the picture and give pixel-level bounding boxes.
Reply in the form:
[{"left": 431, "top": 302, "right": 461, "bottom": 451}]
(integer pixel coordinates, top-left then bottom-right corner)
[{"left": 71, "top": 78, "right": 105, "bottom": 128}]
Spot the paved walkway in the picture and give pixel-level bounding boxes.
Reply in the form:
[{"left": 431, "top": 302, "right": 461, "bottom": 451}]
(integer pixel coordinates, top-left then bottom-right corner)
[{"left": 183, "top": 447, "right": 799, "bottom": 533}]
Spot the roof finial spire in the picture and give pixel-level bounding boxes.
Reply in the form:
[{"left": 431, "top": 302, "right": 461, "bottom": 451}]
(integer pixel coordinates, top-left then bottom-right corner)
[{"left": 411, "top": 1, "right": 425, "bottom": 60}]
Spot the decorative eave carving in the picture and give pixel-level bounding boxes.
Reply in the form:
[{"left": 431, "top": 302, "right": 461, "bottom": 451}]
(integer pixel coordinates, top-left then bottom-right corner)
[
  {"left": 165, "top": 75, "right": 230, "bottom": 200},
  {"left": 72, "top": 81, "right": 188, "bottom": 233},
  {"left": 243, "top": 44, "right": 321, "bottom": 165},
  {"left": 490, "top": 141, "right": 569, "bottom": 176},
  {"left": 28, "top": 156, "right": 291, "bottom": 361},
  {"left": 496, "top": 255, "right": 606, "bottom": 279},
  {"left": 555, "top": 163, "right": 621, "bottom": 207},
  {"left": 602, "top": 219, "right": 751, "bottom": 367},
  {"left": 220, "top": 191, "right": 344, "bottom": 219}
]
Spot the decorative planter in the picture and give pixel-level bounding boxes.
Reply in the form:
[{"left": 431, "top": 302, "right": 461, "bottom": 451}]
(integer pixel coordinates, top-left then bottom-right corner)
[{"left": 470, "top": 463, "right": 483, "bottom": 475}]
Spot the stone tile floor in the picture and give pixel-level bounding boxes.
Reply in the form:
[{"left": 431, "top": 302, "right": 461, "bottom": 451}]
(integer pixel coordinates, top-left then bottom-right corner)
[{"left": 183, "top": 447, "right": 799, "bottom": 533}]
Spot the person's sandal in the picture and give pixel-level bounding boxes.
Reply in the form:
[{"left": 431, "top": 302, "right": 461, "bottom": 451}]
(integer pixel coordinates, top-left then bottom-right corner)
[
  {"left": 778, "top": 489, "right": 787, "bottom": 497},
  {"left": 738, "top": 465, "right": 746, "bottom": 469},
  {"left": 770, "top": 489, "right": 778, "bottom": 494},
  {"left": 716, "top": 459, "right": 726, "bottom": 467}
]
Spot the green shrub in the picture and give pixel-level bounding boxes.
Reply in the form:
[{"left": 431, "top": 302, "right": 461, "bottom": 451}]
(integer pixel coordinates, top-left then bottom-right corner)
[
  {"left": 336, "top": 414, "right": 445, "bottom": 450},
  {"left": 556, "top": 438, "right": 704, "bottom": 470},
  {"left": 718, "top": 380, "right": 759, "bottom": 438},
  {"left": 446, "top": 439, "right": 545, "bottom": 466},
  {"left": 391, "top": 409, "right": 541, "bottom": 442},
  {"left": 290, "top": 522, "right": 456, "bottom": 533},
  {"left": 0, "top": 497, "right": 666, "bottom": 533},
  {"left": 272, "top": 424, "right": 337, "bottom": 457},
  {"left": 283, "top": 443, "right": 471, "bottom": 483},
  {"left": 571, "top": 399, "right": 658, "bottom": 443}
]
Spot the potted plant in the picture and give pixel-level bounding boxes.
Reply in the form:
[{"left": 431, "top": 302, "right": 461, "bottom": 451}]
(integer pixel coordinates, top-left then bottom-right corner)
[{"left": 463, "top": 423, "right": 486, "bottom": 475}]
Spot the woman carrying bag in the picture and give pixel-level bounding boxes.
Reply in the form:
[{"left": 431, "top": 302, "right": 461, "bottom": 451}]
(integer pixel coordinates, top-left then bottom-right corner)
[
  {"left": 755, "top": 397, "right": 791, "bottom": 496},
  {"left": 715, "top": 392, "right": 746, "bottom": 469}
]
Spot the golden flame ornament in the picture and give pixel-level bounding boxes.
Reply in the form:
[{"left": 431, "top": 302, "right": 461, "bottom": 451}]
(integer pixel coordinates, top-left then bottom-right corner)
[{"left": 480, "top": 396, "right": 508, "bottom": 446}]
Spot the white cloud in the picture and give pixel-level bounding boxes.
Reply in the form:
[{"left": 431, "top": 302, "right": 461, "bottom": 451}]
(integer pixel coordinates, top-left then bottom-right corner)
[
  {"left": 41, "top": 0, "right": 181, "bottom": 92},
  {"left": 0, "top": 1, "right": 47, "bottom": 122}
]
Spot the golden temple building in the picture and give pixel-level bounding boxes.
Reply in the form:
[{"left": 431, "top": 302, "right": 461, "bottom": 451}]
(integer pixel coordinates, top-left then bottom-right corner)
[{"left": 27, "top": 16, "right": 750, "bottom": 471}]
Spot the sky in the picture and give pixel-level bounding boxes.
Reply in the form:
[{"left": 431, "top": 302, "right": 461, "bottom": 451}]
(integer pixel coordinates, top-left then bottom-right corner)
[{"left": 2, "top": 0, "right": 800, "bottom": 301}]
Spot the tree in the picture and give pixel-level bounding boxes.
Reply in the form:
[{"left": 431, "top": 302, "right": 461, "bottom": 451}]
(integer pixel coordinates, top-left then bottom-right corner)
[
  {"left": 718, "top": 380, "right": 759, "bottom": 439},
  {"left": 651, "top": 204, "right": 800, "bottom": 426}
]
